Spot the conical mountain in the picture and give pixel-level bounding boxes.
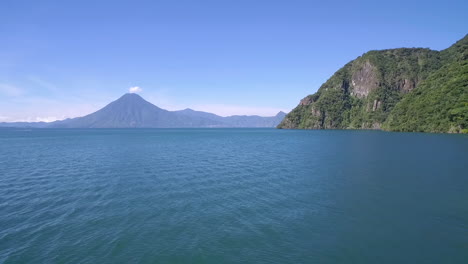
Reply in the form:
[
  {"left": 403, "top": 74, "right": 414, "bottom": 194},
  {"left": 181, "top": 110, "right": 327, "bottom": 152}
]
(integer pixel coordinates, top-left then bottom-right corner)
[
  {"left": 51, "top": 93, "right": 223, "bottom": 128},
  {"left": 46, "top": 93, "right": 286, "bottom": 128}
]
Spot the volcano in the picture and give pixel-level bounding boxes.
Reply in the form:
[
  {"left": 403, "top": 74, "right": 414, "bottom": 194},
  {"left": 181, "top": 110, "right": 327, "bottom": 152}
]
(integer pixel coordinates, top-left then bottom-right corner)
[{"left": 36, "top": 93, "right": 286, "bottom": 128}]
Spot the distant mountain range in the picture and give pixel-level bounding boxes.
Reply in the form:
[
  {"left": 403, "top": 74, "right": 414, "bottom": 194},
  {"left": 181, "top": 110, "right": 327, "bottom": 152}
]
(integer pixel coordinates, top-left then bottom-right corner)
[
  {"left": 279, "top": 34, "right": 467, "bottom": 133},
  {"left": 0, "top": 93, "right": 286, "bottom": 128}
]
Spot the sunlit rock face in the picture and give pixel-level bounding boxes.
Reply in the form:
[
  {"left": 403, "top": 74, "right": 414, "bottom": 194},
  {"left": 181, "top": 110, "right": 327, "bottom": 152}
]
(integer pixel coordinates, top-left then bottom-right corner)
[
  {"left": 278, "top": 34, "right": 468, "bottom": 133},
  {"left": 351, "top": 61, "right": 378, "bottom": 98}
]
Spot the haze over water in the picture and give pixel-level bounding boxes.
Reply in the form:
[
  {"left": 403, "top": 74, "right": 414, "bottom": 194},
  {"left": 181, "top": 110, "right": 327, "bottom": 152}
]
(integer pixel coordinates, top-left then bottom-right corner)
[{"left": 0, "top": 129, "right": 467, "bottom": 263}]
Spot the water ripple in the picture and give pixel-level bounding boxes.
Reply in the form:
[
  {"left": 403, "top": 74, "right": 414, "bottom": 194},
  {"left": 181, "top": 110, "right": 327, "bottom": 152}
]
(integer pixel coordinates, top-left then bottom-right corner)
[{"left": 0, "top": 129, "right": 467, "bottom": 263}]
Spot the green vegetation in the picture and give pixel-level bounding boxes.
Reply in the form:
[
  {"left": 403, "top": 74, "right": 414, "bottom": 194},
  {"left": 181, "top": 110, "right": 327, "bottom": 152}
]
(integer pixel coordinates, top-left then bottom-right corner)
[
  {"left": 278, "top": 34, "right": 468, "bottom": 133},
  {"left": 383, "top": 60, "right": 468, "bottom": 133}
]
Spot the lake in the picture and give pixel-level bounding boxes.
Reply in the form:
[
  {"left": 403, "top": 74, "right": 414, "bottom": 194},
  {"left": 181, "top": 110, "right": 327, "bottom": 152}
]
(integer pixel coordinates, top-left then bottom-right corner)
[{"left": 0, "top": 128, "right": 467, "bottom": 263}]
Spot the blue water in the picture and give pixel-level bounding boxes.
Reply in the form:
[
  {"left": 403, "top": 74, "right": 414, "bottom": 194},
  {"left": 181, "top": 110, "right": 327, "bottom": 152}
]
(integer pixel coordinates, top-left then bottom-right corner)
[{"left": 0, "top": 128, "right": 467, "bottom": 263}]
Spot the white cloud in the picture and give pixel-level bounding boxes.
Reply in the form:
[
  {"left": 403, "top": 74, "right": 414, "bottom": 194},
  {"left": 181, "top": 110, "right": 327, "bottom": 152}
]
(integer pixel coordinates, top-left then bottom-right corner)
[
  {"left": 129, "top": 86, "right": 142, "bottom": 93},
  {"left": 34, "top": 116, "right": 61, "bottom": 122},
  {"left": 0, "top": 83, "right": 24, "bottom": 97},
  {"left": 1, "top": 116, "right": 61, "bottom": 123}
]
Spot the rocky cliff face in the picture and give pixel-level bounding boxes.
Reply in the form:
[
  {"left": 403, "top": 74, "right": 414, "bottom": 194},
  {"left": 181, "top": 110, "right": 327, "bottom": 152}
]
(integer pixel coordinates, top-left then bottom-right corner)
[
  {"left": 278, "top": 34, "right": 468, "bottom": 133},
  {"left": 350, "top": 61, "right": 379, "bottom": 98},
  {"left": 383, "top": 39, "right": 468, "bottom": 133}
]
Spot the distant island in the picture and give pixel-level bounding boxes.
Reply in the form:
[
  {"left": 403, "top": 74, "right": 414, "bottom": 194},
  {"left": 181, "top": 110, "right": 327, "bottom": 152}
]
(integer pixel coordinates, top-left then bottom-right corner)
[
  {"left": 279, "top": 34, "right": 467, "bottom": 133},
  {"left": 0, "top": 93, "right": 286, "bottom": 128}
]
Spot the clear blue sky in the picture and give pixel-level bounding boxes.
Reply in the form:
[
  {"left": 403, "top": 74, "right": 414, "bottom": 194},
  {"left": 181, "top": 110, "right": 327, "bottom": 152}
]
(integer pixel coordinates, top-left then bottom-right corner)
[{"left": 1, "top": 0, "right": 467, "bottom": 121}]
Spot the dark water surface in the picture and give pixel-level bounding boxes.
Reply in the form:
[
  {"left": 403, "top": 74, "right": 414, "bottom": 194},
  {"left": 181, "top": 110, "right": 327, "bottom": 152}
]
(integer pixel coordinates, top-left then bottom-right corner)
[{"left": 0, "top": 128, "right": 467, "bottom": 263}]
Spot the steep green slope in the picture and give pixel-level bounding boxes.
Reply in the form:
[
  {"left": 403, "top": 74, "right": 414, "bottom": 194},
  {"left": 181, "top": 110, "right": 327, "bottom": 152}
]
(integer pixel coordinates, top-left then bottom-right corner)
[
  {"left": 279, "top": 34, "right": 467, "bottom": 133},
  {"left": 383, "top": 59, "right": 468, "bottom": 133},
  {"left": 383, "top": 34, "right": 468, "bottom": 133}
]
